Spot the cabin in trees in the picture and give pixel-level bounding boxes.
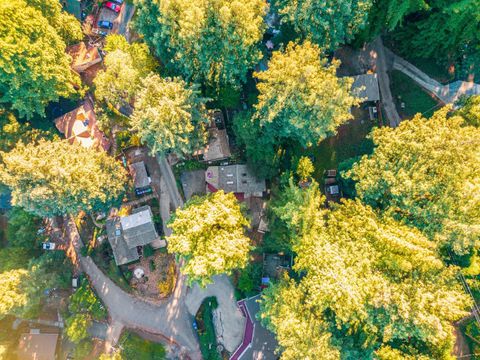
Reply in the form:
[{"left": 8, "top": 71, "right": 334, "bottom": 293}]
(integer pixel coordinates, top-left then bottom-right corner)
[
  {"left": 351, "top": 74, "right": 380, "bottom": 103},
  {"left": 129, "top": 161, "right": 153, "bottom": 196},
  {"left": 54, "top": 97, "right": 111, "bottom": 151},
  {"left": 205, "top": 165, "right": 266, "bottom": 200},
  {"left": 17, "top": 331, "right": 59, "bottom": 360},
  {"left": 106, "top": 206, "right": 164, "bottom": 266},
  {"left": 194, "top": 110, "right": 231, "bottom": 162}
]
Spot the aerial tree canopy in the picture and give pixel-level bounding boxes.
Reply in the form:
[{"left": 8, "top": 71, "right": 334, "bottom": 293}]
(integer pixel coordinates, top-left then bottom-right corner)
[
  {"left": 168, "top": 191, "right": 251, "bottom": 287},
  {"left": 28, "top": 0, "right": 83, "bottom": 44},
  {"left": 0, "top": 111, "right": 48, "bottom": 154},
  {"left": 272, "top": 0, "right": 372, "bottom": 51},
  {"left": 457, "top": 95, "right": 480, "bottom": 127},
  {"left": 131, "top": 74, "right": 209, "bottom": 157},
  {"left": 133, "top": 0, "right": 267, "bottom": 87},
  {"left": 6, "top": 207, "right": 42, "bottom": 249},
  {"left": 260, "top": 182, "right": 471, "bottom": 359},
  {"left": 254, "top": 42, "right": 359, "bottom": 148},
  {"left": 94, "top": 50, "right": 142, "bottom": 111},
  {"left": 0, "top": 0, "right": 80, "bottom": 119},
  {"left": 0, "top": 140, "right": 127, "bottom": 217},
  {"left": 347, "top": 107, "right": 480, "bottom": 256}
]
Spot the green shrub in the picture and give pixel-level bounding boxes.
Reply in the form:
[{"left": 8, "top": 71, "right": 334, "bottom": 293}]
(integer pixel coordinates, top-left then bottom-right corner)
[
  {"left": 119, "top": 331, "right": 166, "bottom": 360},
  {"left": 143, "top": 244, "right": 154, "bottom": 258},
  {"left": 149, "top": 259, "right": 156, "bottom": 272}
]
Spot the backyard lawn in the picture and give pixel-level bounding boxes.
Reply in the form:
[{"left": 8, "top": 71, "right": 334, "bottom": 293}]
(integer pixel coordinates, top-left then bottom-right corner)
[
  {"left": 389, "top": 70, "right": 443, "bottom": 119},
  {"left": 293, "top": 107, "right": 375, "bottom": 181}
]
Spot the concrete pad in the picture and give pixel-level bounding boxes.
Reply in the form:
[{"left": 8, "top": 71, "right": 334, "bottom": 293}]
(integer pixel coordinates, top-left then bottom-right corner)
[{"left": 185, "top": 274, "right": 245, "bottom": 352}]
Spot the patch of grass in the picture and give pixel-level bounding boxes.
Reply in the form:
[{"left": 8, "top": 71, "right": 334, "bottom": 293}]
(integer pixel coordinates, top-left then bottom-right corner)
[
  {"left": 291, "top": 109, "right": 375, "bottom": 182},
  {"left": 195, "top": 297, "right": 221, "bottom": 360},
  {"left": 119, "top": 331, "right": 166, "bottom": 360},
  {"left": 389, "top": 70, "right": 442, "bottom": 119}
]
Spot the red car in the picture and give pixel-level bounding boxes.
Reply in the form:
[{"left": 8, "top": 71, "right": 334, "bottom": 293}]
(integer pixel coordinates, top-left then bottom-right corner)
[{"left": 104, "top": 1, "right": 121, "bottom": 12}]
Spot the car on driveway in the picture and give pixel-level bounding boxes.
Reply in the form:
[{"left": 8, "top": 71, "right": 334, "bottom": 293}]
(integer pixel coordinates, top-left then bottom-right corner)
[
  {"left": 42, "top": 242, "right": 56, "bottom": 250},
  {"left": 97, "top": 20, "right": 113, "bottom": 29},
  {"left": 104, "top": 1, "right": 121, "bottom": 13}
]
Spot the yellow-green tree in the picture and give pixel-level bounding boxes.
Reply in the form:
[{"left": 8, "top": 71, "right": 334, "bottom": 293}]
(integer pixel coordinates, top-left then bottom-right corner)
[
  {"left": 254, "top": 42, "right": 359, "bottom": 148},
  {"left": 0, "top": 269, "right": 29, "bottom": 318},
  {"left": 457, "top": 95, "right": 480, "bottom": 127},
  {"left": 0, "top": 0, "right": 81, "bottom": 119},
  {"left": 94, "top": 50, "right": 141, "bottom": 111},
  {"left": 347, "top": 107, "right": 480, "bottom": 256},
  {"left": 168, "top": 191, "right": 251, "bottom": 286},
  {"left": 273, "top": 0, "right": 372, "bottom": 50},
  {"left": 0, "top": 140, "right": 127, "bottom": 217},
  {"left": 296, "top": 156, "right": 314, "bottom": 181},
  {"left": 131, "top": 74, "right": 209, "bottom": 156},
  {"left": 260, "top": 184, "right": 471, "bottom": 359},
  {"left": 133, "top": 0, "right": 267, "bottom": 87}
]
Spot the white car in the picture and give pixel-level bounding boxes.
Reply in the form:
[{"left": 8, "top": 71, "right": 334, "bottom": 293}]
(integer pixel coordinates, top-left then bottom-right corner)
[{"left": 42, "top": 242, "right": 56, "bottom": 250}]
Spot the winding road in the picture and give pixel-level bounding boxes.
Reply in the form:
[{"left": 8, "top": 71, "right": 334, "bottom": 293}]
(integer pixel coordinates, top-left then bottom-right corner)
[{"left": 66, "top": 155, "right": 244, "bottom": 359}]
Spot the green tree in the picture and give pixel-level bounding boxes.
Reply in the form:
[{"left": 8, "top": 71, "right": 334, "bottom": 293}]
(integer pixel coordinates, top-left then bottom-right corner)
[
  {"left": 273, "top": 0, "right": 372, "bottom": 50},
  {"left": 0, "top": 269, "right": 29, "bottom": 318},
  {"left": 168, "top": 191, "right": 251, "bottom": 287},
  {"left": 457, "top": 95, "right": 480, "bottom": 127},
  {"left": 393, "top": 0, "right": 480, "bottom": 60},
  {"left": 0, "top": 139, "right": 127, "bottom": 217},
  {"left": 6, "top": 207, "right": 42, "bottom": 248},
  {"left": 133, "top": 0, "right": 267, "bottom": 87},
  {"left": 131, "top": 74, "right": 209, "bottom": 156},
  {"left": 232, "top": 110, "right": 280, "bottom": 179},
  {"left": 0, "top": 111, "right": 48, "bottom": 153},
  {"left": 94, "top": 50, "right": 141, "bottom": 111},
  {"left": 260, "top": 192, "right": 471, "bottom": 359},
  {"left": 104, "top": 34, "right": 158, "bottom": 77},
  {"left": 254, "top": 42, "right": 359, "bottom": 148},
  {"left": 65, "top": 313, "right": 91, "bottom": 344},
  {"left": 347, "top": 107, "right": 480, "bottom": 256},
  {"left": 0, "top": 0, "right": 80, "bottom": 119},
  {"left": 28, "top": 0, "right": 83, "bottom": 44},
  {"left": 296, "top": 156, "right": 314, "bottom": 182}
]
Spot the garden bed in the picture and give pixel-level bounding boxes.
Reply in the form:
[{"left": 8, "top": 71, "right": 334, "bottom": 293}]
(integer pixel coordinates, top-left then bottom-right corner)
[{"left": 195, "top": 297, "right": 222, "bottom": 360}]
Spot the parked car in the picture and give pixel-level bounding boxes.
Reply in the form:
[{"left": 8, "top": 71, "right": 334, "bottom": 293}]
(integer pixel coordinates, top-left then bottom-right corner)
[
  {"left": 104, "top": 1, "right": 121, "bottom": 13},
  {"left": 42, "top": 242, "right": 56, "bottom": 250},
  {"left": 97, "top": 20, "right": 113, "bottom": 29}
]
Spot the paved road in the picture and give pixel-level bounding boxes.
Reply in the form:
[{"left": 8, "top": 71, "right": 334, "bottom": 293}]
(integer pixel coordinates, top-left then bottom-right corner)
[
  {"left": 372, "top": 37, "right": 402, "bottom": 127},
  {"left": 65, "top": 157, "right": 244, "bottom": 358},
  {"left": 156, "top": 155, "right": 184, "bottom": 209}
]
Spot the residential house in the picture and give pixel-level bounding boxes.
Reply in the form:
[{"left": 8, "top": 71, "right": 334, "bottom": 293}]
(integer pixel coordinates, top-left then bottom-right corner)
[
  {"left": 17, "top": 331, "right": 59, "bottom": 360},
  {"left": 67, "top": 42, "right": 102, "bottom": 74},
  {"left": 194, "top": 110, "right": 231, "bottom": 162},
  {"left": 54, "top": 97, "right": 111, "bottom": 151},
  {"left": 129, "top": 161, "right": 153, "bottom": 196},
  {"left": 106, "top": 206, "right": 163, "bottom": 266},
  {"left": 205, "top": 165, "right": 266, "bottom": 199},
  {"left": 351, "top": 74, "right": 380, "bottom": 103}
]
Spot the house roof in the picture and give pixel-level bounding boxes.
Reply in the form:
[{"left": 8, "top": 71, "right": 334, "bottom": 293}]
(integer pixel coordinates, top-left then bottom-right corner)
[
  {"left": 67, "top": 42, "right": 102, "bottom": 73},
  {"left": 129, "top": 161, "right": 150, "bottom": 189},
  {"left": 121, "top": 206, "right": 159, "bottom": 248},
  {"left": 106, "top": 218, "right": 139, "bottom": 266},
  {"left": 17, "top": 333, "right": 59, "bottom": 360},
  {"left": 202, "top": 128, "right": 231, "bottom": 162},
  {"left": 54, "top": 97, "right": 110, "bottom": 151},
  {"left": 351, "top": 74, "right": 380, "bottom": 102},
  {"left": 206, "top": 165, "right": 266, "bottom": 196}
]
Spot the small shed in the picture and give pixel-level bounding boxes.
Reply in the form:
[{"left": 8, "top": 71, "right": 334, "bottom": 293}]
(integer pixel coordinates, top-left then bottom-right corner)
[
  {"left": 129, "top": 161, "right": 151, "bottom": 190},
  {"left": 351, "top": 74, "right": 380, "bottom": 103}
]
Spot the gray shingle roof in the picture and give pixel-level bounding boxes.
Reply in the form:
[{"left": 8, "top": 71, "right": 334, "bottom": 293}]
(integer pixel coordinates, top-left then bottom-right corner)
[
  {"left": 106, "top": 219, "right": 139, "bottom": 266},
  {"left": 206, "top": 165, "right": 266, "bottom": 195},
  {"left": 129, "top": 161, "right": 150, "bottom": 189},
  {"left": 351, "top": 74, "right": 380, "bottom": 102},
  {"left": 106, "top": 206, "right": 159, "bottom": 265}
]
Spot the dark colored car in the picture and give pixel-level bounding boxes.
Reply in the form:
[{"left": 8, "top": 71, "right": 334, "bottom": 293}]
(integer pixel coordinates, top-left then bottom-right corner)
[
  {"left": 104, "top": 1, "right": 121, "bottom": 13},
  {"left": 97, "top": 20, "right": 113, "bottom": 29}
]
